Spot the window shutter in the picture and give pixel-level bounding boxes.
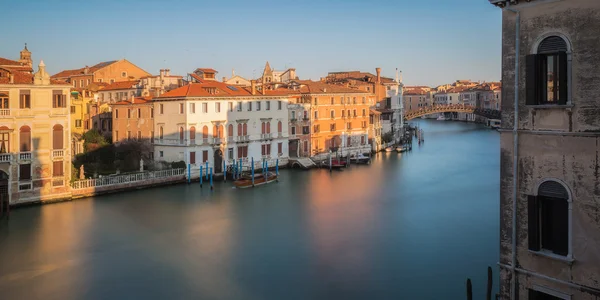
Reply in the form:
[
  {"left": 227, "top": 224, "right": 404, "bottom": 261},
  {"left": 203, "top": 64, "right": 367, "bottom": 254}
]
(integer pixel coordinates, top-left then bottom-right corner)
[
  {"left": 526, "top": 55, "right": 540, "bottom": 105},
  {"left": 552, "top": 198, "right": 569, "bottom": 256},
  {"left": 558, "top": 51, "right": 568, "bottom": 105},
  {"left": 527, "top": 195, "right": 541, "bottom": 251}
]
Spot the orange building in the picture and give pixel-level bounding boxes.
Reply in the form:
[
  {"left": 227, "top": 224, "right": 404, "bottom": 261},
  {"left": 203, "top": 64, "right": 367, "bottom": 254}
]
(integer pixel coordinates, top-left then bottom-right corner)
[
  {"left": 292, "top": 81, "right": 373, "bottom": 157},
  {"left": 324, "top": 68, "right": 395, "bottom": 107},
  {"left": 51, "top": 59, "right": 151, "bottom": 89},
  {"left": 110, "top": 96, "right": 154, "bottom": 156}
]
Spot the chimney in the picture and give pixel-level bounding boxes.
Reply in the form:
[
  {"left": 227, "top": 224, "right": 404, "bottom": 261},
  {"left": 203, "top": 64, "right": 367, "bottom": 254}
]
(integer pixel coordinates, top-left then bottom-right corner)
[
  {"left": 130, "top": 94, "right": 134, "bottom": 104},
  {"left": 165, "top": 69, "right": 170, "bottom": 76},
  {"left": 376, "top": 68, "right": 381, "bottom": 83},
  {"left": 160, "top": 69, "right": 164, "bottom": 82},
  {"left": 261, "top": 85, "right": 266, "bottom": 95},
  {"left": 9, "top": 74, "right": 14, "bottom": 84},
  {"left": 251, "top": 80, "right": 256, "bottom": 95},
  {"left": 222, "top": 77, "right": 227, "bottom": 82}
]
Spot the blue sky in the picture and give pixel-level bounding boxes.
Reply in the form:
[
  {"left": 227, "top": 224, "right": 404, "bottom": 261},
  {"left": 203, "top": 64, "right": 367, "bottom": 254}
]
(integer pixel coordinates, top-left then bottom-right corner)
[{"left": 1, "top": 0, "right": 501, "bottom": 87}]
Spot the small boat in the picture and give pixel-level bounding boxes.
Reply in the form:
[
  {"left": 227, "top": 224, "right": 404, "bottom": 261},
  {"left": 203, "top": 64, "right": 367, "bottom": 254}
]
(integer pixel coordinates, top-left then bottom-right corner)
[
  {"left": 350, "top": 153, "right": 371, "bottom": 164},
  {"left": 385, "top": 147, "right": 394, "bottom": 152},
  {"left": 436, "top": 115, "right": 447, "bottom": 121},
  {"left": 322, "top": 158, "right": 346, "bottom": 169},
  {"left": 233, "top": 172, "right": 277, "bottom": 188},
  {"left": 396, "top": 146, "right": 407, "bottom": 153}
]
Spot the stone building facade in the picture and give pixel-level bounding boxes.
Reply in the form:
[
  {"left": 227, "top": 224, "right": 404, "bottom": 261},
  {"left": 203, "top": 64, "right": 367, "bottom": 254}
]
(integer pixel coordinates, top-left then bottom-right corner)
[
  {"left": 0, "top": 54, "right": 72, "bottom": 206},
  {"left": 491, "top": 0, "right": 600, "bottom": 299}
]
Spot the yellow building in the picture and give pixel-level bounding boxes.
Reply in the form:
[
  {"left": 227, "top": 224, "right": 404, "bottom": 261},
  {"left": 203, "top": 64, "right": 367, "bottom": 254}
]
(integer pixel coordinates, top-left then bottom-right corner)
[
  {"left": 69, "top": 89, "right": 95, "bottom": 155},
  {"left": 0, "top": 54, "right": 72, "bottom": 206}
]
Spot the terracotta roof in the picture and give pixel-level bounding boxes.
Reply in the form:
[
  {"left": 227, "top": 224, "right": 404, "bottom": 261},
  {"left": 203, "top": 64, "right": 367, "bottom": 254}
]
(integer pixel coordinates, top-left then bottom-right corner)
[
  {"left": 370, "top": 109, "right": 382, "bottom": 115},
  {"left": 100, "top": 80, "right": 139, "bottom": 91},
  {"left": 294, "top": 80, "right": 368, "bottom": 94},
  {"left": 51, "top": 60, "right": 117, "bottom": 78},
  {"left": 0, "top": 57, "right": 22, "bottom": 66},
  {"left": 157, "top": 80, "right": 294, "bottom": 99},
  {"left": 112, "top": 96, "right": 153, "bottom": 105},
  {"left": 0, "top": 68, "right": 68, "bottom": 85},
  {"left": 404, "top": 89, "right": 426, "bottom": 95},
  {"left": 194, "top": 68, "right": 217, "bottom": 73}
]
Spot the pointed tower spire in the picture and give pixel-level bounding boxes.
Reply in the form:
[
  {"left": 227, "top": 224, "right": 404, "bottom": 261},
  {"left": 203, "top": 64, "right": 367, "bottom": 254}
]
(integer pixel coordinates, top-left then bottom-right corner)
[{"left": 20, "top": 43, "right": 32, "bottom": 69}]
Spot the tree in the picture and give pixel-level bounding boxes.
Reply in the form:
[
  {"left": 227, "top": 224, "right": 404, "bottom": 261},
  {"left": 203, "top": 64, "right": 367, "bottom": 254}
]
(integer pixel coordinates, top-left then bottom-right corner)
[{"left": 82, "top": 129, "right": 109, "bottom": 152}]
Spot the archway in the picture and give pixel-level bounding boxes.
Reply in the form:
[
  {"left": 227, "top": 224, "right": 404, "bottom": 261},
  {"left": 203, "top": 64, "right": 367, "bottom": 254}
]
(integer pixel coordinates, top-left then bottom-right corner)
[{"left": 214, "top": 149, "right": 223, "bottom": 173}]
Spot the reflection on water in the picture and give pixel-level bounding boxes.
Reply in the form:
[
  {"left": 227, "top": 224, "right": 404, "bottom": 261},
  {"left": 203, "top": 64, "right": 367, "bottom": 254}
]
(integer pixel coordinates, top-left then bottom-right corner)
[{"left": 0, "top": 120, "right": 499, "bottom": 300}]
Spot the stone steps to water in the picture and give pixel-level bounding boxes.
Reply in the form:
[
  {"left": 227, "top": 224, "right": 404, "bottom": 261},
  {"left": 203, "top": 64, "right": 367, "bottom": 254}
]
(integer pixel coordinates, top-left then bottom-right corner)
[{"left": 289, "top": 157, "right": 317, "bottom": 169}]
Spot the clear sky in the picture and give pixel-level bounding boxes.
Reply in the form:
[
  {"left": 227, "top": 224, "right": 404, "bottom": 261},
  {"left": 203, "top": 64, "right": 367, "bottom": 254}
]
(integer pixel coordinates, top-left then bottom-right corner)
[{"left": 1, "top": 0, "right": 501, "bottom": 87}]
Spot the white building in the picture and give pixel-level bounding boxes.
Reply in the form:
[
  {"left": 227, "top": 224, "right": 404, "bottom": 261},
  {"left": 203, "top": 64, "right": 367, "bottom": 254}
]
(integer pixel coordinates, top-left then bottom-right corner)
[
  {"left": 152, "top": 79, "right": 289, "bottom": 175},
  {"left": 97, "top": 69, "right": 183, "bottom": 103},
  {"left": 384, "top": 70, "right": 403, "bottom": 143}
]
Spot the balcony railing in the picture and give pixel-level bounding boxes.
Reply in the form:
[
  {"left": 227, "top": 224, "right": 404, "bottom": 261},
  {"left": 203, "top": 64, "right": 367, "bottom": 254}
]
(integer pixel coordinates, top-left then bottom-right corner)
[
  {"left": 261, "top": 133, "right": 272, "bottom": 139},
  {"left": 227, "top": 137, "right": 235, "bottom": 143},
  {"left": 0, "top": 153, "right": 12, "bottom": 162},
  {"left": 212, "top": 137, "right": 222, "bottom": 144},
  {"left": 72, "top": 168, "right": 185, "bottom": 190},
  {"left": 236, "top": 135, "right": 249, "bottom": 142},
  {"left": 19, "top": 152, "right": 32, "bottom": 161},
  {"left": 0, "top": 109, "right": 11, "bottom": 117},
  {"left": 154, "top": 139, "right": 187, "bottom": 146},
  {"left": 52, "top": 149, "right": 64, "bottom": 159},
  {"left": 50, "top": 108, "right": 68, "bottom": 116}
]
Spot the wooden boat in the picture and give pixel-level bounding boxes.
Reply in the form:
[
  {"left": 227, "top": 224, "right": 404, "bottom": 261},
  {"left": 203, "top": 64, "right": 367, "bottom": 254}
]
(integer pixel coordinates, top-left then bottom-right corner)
[
  {"left": 233, "top": 172, "right": 277, "bottom": 188},
  {"left": 396, "top": 146, "right": 407, "bottom": 153},
  {"left": 385, "top": 147, "right": 394, "bottom": 152},
  {"left": 350, "top": 153, "right": 371, "bottom": 164},
  {"left": 321, "top": 159, "right": 345, "bottom": 169}
]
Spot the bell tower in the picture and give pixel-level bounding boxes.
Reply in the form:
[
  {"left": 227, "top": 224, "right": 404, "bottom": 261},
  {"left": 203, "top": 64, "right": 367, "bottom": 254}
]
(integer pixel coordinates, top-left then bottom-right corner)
[{"left": 19, "top": 43, "right": 32, "bottom": 69}]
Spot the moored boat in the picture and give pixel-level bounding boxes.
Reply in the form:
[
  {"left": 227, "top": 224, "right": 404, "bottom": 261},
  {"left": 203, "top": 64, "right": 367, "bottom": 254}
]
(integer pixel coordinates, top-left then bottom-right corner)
[
  {"left": 385, "top": 147, "right": 394, "bottom": 152},
  {"left": 396, "top": 146, "right": 407, "bottom": 153},
  {"left": 349, "top": 153, "right": 371, "bottom": 164},
  {"left": 436, "top": 115, "right": 447, "bottom": 121},
  {"left": 233, "top": 172, "right": 277, "bottom": 188}
]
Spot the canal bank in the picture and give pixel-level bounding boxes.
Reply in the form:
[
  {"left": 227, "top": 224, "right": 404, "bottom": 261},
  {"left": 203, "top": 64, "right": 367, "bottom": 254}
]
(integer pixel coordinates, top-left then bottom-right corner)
[{"left": 0, "top": 120, "right": 499, "bottom": 300}]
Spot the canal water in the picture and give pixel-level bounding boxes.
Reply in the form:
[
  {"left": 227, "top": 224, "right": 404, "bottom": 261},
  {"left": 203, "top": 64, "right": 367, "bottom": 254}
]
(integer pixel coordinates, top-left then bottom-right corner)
[{"left": 0, "top": 120, "right": 499, "bottom": 300}]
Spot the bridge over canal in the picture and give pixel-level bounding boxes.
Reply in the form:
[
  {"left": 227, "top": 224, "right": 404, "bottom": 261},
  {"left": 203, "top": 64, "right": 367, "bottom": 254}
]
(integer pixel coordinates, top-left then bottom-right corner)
[{"left": 404, "top": 104, "right": 501, "bottom": 121}]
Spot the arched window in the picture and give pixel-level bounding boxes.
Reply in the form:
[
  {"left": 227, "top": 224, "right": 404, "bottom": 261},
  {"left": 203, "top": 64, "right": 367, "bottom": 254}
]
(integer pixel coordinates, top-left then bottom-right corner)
[
  {"left": 53, "top": 124, "right": 63, "bottom": 150},
  {"left": 212, "top": 125, "right": 218, "bottom": 138},
  {"left": 237, "top": 123, "right": 242, "bottom": 137},
  {"left": 261, "top": 122, "right": 265, "bottom": 134},
  {"left": 159, "top": 126, "right": 164, "bottom": 139},
  {"left": 217, "top": 125, "right": 223, "bottom": 138},
  {"left": 266, "top": 122, "right": 271, "bottom": 134},
  {"left": 179, "top": 127, "right": 184, "bottom": 142},
  {"left": 243, "top": 123, "right": 248, "bottom": 136},
  {"left": 277, "top": 121, "right": 282, "bottom": 134},
  {"left": 202, "top": 126, "right": 209, "bottom": 142},
  {"left": 527, "top": 35, "right": 570, "bottom": 105},
  {"left": 189, "top": 126, "right": 196, "bottom": 142},
  {"left": 228, "top": 124, "right": 234, "bottom": 137},
  {"left": 528, "top": 180, "right": 570, "bottom": 256},
  {"left": 0, "top": 126, "right": 9, "bottom": 153},
  {"left": 20, "top": 126, "right": 31, "bottom": 152}
]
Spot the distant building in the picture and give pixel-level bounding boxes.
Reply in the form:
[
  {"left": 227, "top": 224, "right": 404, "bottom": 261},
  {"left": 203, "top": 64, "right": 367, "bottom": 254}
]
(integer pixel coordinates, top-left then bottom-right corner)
[
  {"left": 491, "top": 0, "right": 600, "bottom": 299},
  {"left": 223, "top": 69, "right": 251, "bottom": 87},
  {"left": 51, "top": 59, "right": 151, "bottom": 88},
  {"left": 0, "top": 49, "right": 72, "bottom": 205},
  {"left": 110, "top": 96, "right": 154, "bottom": 159},
  {"left": 260, "top": 62, "right": 297, "bottom": 84},
  {"left": 153, "top": 74, "right": 290, "bottom": 171}
]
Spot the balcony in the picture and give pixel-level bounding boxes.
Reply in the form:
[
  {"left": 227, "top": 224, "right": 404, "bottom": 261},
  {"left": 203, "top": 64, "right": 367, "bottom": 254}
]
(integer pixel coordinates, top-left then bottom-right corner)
[
  {"left": 236, "top": 135, "right": 250, "bottom": 143},
  {"left": 154, "top": 139, "right": 187, "bottom": 146},
  {"left": 0, "top": 153, "right": 12, "bottom": 162},
  {"left": 50, "top": 108, "right": 68, "bottom": 116},
  {"left": 16, "top": 109, "right": 33, "bottom": 117},
  {"left": 52, "top": 149, "right": 64, "bottom": 159},
  {"left": 0, "top": 109, "right": 11, "bottom": 118},
  {"left": 227, "top": 137, "right": 235, "bottom": 144},
  {"left": 19, "top": 152, "right": 32, "bottom": 161},
  {"left": 261, "top": 133, "right": 272, "bottom": 140},
  {"left": 211, "top": 137, "right": 223, "bottom": 145}
]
